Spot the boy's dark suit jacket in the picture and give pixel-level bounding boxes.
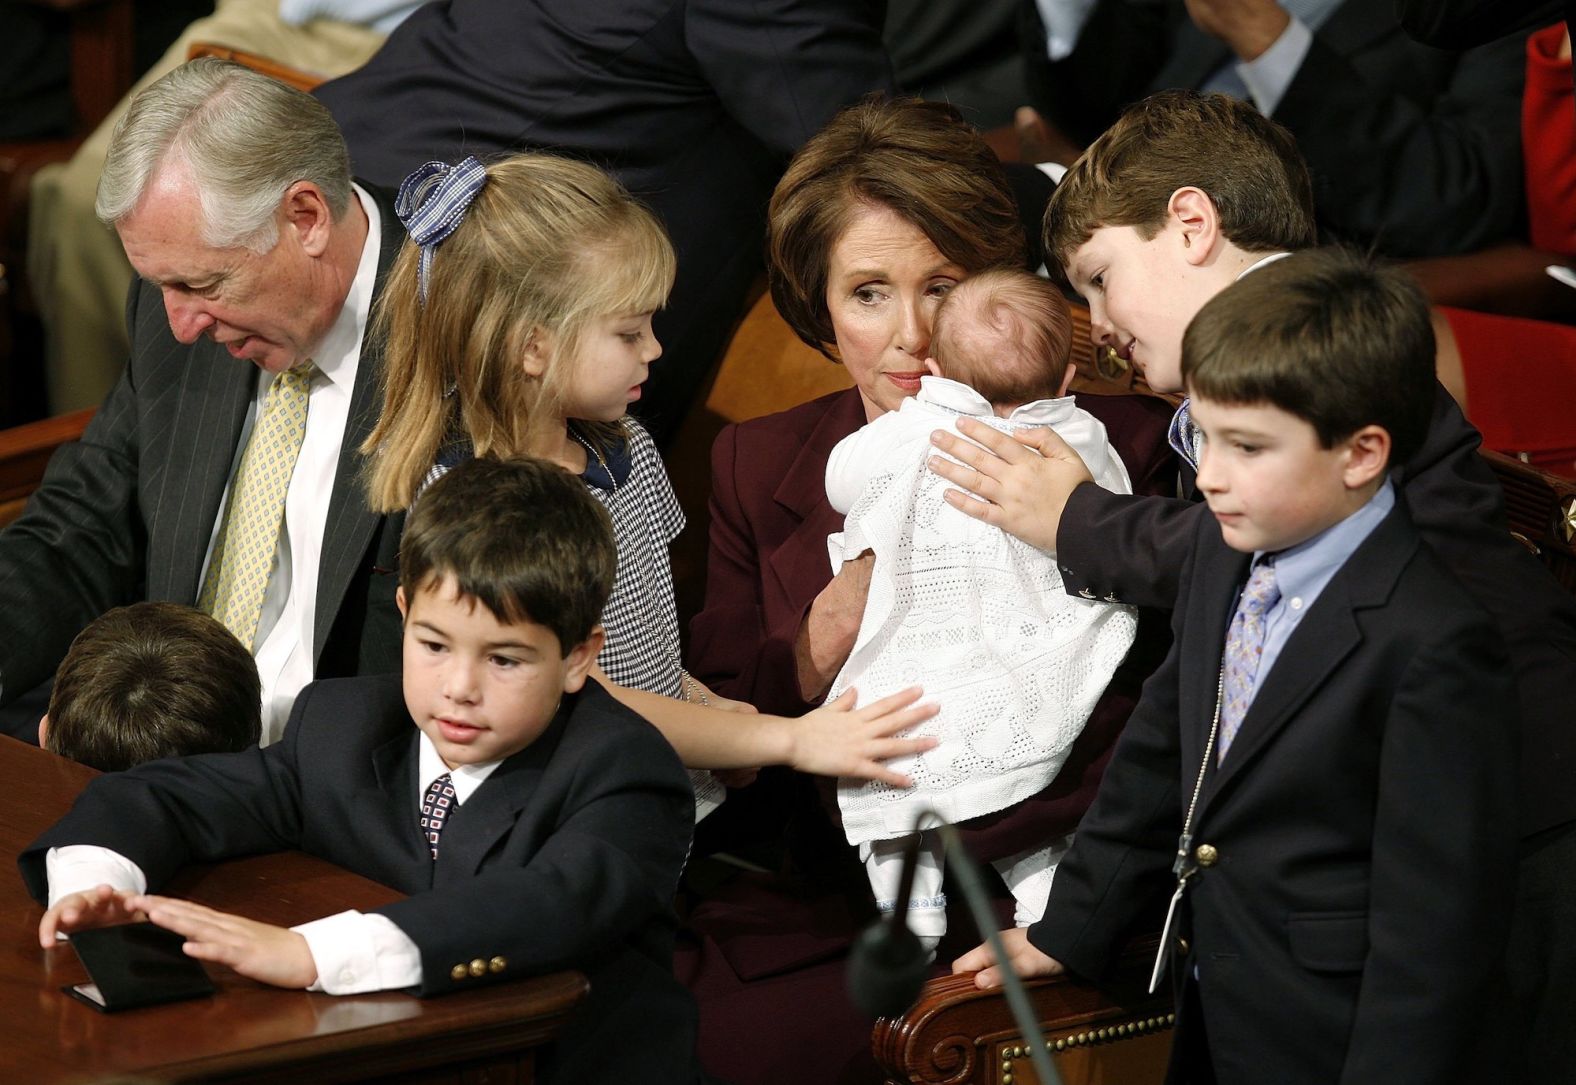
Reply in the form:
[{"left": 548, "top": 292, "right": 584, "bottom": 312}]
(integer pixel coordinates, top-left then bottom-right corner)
[
  {"left": 1030, "top": 499, "right": 1518, "bottom": 1085},
  {"left": 0, "top": 186, "right": 406, "bottom": 717},
  {"left": 20, "top": 675, "right": 700, "bottom": 1085},
  {"left": 1058, "top": 383, "right": 1576, "bottom": 837},
  {"left": 1021, "top": 0, "right": 1524, "bottom": 257},
  {"left": 691, "top": 386, "right": 1180, "bottom": 863}
]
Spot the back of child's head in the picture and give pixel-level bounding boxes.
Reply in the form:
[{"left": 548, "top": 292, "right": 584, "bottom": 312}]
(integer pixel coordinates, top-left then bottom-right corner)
[
  {"left": 1044, "top": 90, "right": 1317, "bottom": 275},
  {"left": 931, "top": 270, "right": 1073, "bottom": 407},
  {"left": 1182, "top": 247, "right": 1435, "bottom": 465},
  {"left": 366, "top": 153, "right": 677, "bottom": 512},
  {"left": 400, "top": 456, "right": 618, "bottom": 653},
  {"left": 46, "top": 602, "right": 260, "bottom": 772}
]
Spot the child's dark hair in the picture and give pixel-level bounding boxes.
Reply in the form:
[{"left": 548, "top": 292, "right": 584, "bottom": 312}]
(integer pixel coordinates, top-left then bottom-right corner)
[
  {"left": 46, "top": 602, "right": 261, "bottom": 772},
  {"left": 399, "top": 457, "right": 617, "bottom": 651},
  {"left": 1182, "top": 248, "right": 1435, "bottom": 465},
  {"left": 1045, "top": 90, "right": 1316, "bottom": 276}
]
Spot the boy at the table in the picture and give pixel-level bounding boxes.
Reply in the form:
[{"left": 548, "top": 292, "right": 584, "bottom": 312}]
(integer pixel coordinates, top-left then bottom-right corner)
[{"left": 21, "top": 457, "right": 700, "bottom": 1085}]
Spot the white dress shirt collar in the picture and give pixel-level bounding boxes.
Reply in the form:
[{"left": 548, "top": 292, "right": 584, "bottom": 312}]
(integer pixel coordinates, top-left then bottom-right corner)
[{"left": 417, "top": 731, "right": 504, "bottom": 804}]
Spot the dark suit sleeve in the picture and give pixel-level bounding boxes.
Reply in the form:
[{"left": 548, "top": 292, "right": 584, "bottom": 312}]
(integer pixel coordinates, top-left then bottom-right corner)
[
  {"left": 0, "top": 286, "right": 151, "bottom": 703},
  {"left": 1057, "top": 484, "right": 1206, "bottom": 609},
  {"left": 1272, "top": 29, "right": 1525, "bottom": 257},
  {"left": 1020, "top": 0, "right": 1173, "bottom": 146},
  {"left": 1339, "top": 606, "right": 1517, "bottom": 1084},
  {"left": 373, "top": 719, "right": 693, "bottom": 996},
  {"left": 1395, "top": 0, "right": 1562, "bottom": 47},
  {"left": 18, "top": 688, "right": 315, "bottom": 901},
  {"left": 1400, "top": 386, "right": 1576, "bottom": 836},
  {"left": 685, "top": 0, "right": 896, "bottom": 159},
  {"left": 688, "top": 423, "right": 819, "bottom": 716},
  {"left": 1026, "top": 524, "right": 1202, "bottom": 978}
]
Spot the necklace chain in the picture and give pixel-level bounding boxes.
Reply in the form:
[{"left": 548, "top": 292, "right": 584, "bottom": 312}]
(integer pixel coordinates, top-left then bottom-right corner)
[{"left": 568, "top": 427, "right": 617, "bottom": 494}]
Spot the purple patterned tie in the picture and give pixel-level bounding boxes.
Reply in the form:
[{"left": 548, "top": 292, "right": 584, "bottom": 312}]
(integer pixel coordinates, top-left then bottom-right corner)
[
  {"left": 420, "top": 773, "right": 456, "bottom": 859},
  {"left": 1218, "top": 562, "right": 1280, "bottom": 764}
]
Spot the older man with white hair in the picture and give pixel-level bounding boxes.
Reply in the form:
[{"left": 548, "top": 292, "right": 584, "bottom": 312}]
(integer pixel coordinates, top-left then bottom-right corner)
[{"left": 0, "top": 58, "right": 405, "bottom": 742}]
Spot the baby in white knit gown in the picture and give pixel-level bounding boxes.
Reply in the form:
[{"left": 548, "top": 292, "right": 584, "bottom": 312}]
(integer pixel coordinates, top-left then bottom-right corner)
[{"left": 825, "top": 270, "right": 1138, "bottom": 950}]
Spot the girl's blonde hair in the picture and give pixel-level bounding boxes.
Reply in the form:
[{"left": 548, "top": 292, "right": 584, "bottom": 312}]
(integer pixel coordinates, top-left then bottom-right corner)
[{"left": 363, "top": 153, "right": 677, "bottom": 512}]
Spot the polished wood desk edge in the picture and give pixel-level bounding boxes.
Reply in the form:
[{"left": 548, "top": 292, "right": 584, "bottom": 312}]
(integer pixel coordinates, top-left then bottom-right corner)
[
  {"left": 150, "top": 972, "right": 591, "bottom": 1084},
  {"left": 3, "top": 735, "right": 591, "bottom": 1083}
]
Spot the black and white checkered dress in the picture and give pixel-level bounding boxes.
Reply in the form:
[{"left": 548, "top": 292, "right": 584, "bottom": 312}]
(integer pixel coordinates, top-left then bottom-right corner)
[
  {"left": 420, "top": 418, "right": 684, "bottom": 698},
  {"left": 575, "top": 419, "right": 685, "bottom": 698}
]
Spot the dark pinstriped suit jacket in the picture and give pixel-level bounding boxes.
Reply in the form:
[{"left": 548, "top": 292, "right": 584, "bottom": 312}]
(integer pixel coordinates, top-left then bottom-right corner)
[{"left": 0, "top": 186, "right": 406, "bottom": 707}]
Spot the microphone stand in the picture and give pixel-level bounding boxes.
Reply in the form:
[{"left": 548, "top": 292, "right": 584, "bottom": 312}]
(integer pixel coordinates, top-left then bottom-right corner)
[{"left": 848, "top": 811, "right": 1064, "bottom": 1085}]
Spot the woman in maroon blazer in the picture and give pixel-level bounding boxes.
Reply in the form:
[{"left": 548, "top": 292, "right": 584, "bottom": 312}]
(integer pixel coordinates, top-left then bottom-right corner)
[{"left": 681, "top": 97, "right": 1176, "bottom": 1083}]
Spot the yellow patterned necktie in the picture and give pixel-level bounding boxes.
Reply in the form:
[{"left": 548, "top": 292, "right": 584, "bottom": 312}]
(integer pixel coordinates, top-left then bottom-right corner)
[{"left": 198, "top": 361, "right": 317, "bottom": 649}]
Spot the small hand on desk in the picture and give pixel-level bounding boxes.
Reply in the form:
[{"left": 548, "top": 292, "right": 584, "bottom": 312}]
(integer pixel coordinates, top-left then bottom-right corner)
[{"left": 127, "top": 894, "right": 318, "bottom": 989}]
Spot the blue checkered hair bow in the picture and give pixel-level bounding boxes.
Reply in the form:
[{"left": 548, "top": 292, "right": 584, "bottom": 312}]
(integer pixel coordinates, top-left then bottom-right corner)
[{"left": 395, "top": 157, "right": 489, "bottom": 303}]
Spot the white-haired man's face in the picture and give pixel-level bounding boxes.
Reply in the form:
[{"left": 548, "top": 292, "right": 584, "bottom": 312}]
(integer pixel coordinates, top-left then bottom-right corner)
[{"left": 117, "top": 162, "right": 342, "bottom": 374}]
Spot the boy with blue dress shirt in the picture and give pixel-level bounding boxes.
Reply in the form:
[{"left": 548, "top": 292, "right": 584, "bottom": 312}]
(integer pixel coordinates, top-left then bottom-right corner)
[
  {"left": 21, "top": 457, "right": 701, "bottom": 1084},
  {"left": 955, "top": 249, "right": 1517, "bottom": 1085}
]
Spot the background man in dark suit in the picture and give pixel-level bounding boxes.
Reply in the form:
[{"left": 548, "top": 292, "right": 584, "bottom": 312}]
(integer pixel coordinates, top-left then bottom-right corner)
[
  {"left": 1019, "top": 0, "right": 1525, "bottom": 257},
  {"left": 0, "top": 57, "right": 405, "bottom": 741},
  {"left": 312, "top": 0, "right": 898, "bottom": 446}
]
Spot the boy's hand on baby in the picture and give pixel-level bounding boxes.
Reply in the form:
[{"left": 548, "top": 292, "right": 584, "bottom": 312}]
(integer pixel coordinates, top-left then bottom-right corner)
[
  {"left": 38, "top": 884, "right": 147, "bottom": 946},
  {"left": 952, "top": 927, "right": 1065, "bottom": 990},
  {"left": 129, "top": 895, "right": 318, "bottom": 989},
  {"left": 929, "top": 417, "right": 1093, "bottom": 552},
  {"left": 793, "top": 687, "right": 939, "bottom": 787}
]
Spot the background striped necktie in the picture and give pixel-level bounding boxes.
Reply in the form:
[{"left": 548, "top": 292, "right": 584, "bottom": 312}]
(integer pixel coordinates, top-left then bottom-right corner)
[{"left": 198, "top": 361, "right": 316, "bottom": 648}]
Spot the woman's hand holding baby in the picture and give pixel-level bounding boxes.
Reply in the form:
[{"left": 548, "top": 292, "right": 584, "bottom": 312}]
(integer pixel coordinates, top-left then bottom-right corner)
[
  {"left": 795, "top": 551, "right": 875, "bottom": 701},
  {"left": 929, "top": 417, "right": 1094, "bottom": 553}
]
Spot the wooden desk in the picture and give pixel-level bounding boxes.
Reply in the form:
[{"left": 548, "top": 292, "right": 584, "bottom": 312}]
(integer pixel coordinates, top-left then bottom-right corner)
[{"left": 0, "top": 736, "right": 588, "bottom": 1083}]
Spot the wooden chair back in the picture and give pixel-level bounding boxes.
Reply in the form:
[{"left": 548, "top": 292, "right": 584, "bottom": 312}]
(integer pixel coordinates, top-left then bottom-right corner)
[
  {"left": 872, "top": 937, "right": 1174, "bottom": 1085},
  {"left": 183, "top": 42, "right": 328, "bottom": 92}
]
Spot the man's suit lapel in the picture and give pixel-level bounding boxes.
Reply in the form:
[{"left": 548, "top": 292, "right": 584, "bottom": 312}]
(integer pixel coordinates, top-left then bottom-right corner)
[
  {"left": 1152, "top": 1, "right": 1390, "bottom": 97},
  {"left": 1200, "top": 505, "right": 1417, "bottom": 811},
  {"left": 1152, "top": 15, "right": 1232, "bottom": 93},
  {"left": 1313, "top": 1, "right": 1394, "bottom": 56},
  {"left": 314, "top": 185, "right": 405, "bottom": 664},
  {"left": 765, "top": 389, "right": 867, "bottom": 608},
  {"left": 148, "top": 332, "right": 254, "bottom": 602}
]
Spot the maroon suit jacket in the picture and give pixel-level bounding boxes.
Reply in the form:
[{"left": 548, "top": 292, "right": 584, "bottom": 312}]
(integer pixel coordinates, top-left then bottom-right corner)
[{"left": 690, "top": 385, "right": 1179, "bottom": 861}]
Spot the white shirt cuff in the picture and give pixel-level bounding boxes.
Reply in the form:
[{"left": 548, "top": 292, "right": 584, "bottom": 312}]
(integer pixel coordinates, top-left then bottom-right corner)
[
  {"left": 1036, "top": 161, "right": 1069, "bottom": 185},
  {"left": 1034, "top": 0, "right": 1100, "bottom": 61},
  {"left": 294, "top": 910, "right": 424, "bottom": 994},
  {"left": 45, "top": 846, "right": 149, "bottom": 941},
  {"left": 1238, "top": 17, "right": 1314, "bottom": 117}
]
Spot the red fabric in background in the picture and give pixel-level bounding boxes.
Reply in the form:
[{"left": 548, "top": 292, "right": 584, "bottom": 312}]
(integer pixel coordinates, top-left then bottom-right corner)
[
  {"left": 1524, "top": 23, "right": 1576, "bottom": 255},
  {"left": 1442, "top": 305, "right": 1576, "bottom": 477}
]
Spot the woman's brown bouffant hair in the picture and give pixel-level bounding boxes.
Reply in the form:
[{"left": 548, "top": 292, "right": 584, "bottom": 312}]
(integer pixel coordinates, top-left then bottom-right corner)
[{"left": 767, "top": 96, "right": 1027, "bottom": 360}]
